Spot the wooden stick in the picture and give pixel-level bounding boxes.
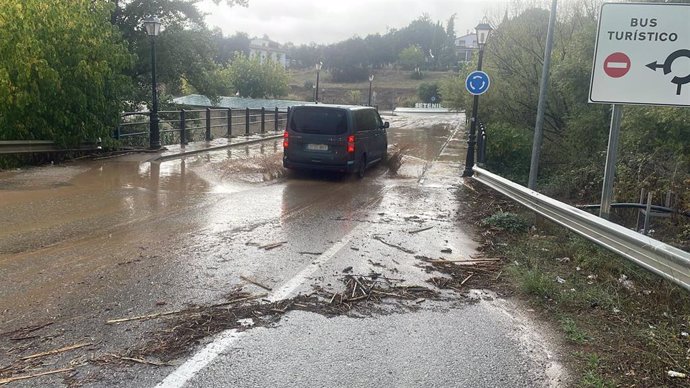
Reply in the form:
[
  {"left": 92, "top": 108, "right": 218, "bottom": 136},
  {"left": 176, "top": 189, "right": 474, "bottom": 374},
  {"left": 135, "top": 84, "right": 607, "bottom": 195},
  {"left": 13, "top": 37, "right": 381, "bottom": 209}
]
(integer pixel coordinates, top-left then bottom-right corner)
[
  {"left": 0, "top": 322, "right": 53, "bottom": 338},
  {"left": 460, "top": 273, "right": 475, "bottom": 286},
  {"left": 408, "top": 226, "right": 433, "bottom": 234},
  {"left": 240, "top": 276, "right": 273, "bottom": 291},
  {"left": 0, "top": 368, "right": 74, "bottom": 385},
  {"left": 110, "top": 355, "right": 172, "bottom": 367},
  {"left": 207, "top": 293, "right": 268, "bottom": 308},
  {"left": 373, "top": 236, "right": 415, "bottom": 254},
  {"left": 259, "top": 241, "right": 287, "bottom": 250},
  {"left": 107, "top": 294, "right": 267, "bottom": 324},
  {"left": 21, "top": 343, "right": 91, "bottom": 361}
]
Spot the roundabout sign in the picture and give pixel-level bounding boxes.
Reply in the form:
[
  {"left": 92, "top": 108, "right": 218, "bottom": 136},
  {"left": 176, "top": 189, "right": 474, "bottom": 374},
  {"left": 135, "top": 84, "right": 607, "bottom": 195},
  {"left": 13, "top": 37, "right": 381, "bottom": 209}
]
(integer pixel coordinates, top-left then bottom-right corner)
[{"left": 465, "top": 71, "right": 490, "bottom": 95}]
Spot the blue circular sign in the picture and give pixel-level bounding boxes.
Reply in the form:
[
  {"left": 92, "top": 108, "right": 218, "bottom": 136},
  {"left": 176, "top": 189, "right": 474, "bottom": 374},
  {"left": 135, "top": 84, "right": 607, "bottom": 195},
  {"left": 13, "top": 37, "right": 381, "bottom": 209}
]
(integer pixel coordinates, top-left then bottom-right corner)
[{"left": 465, "top": 71, "right": 491, "bottom": 95}]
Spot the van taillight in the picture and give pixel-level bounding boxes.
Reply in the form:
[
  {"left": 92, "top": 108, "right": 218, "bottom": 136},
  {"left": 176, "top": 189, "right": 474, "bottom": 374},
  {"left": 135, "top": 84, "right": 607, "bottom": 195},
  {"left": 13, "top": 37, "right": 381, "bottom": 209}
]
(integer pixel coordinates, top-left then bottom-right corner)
[
  {"left": 347, "top": 135, "right": 355, "bottom": 153},
  {"left": 283, "top": 131, "right": 289, "bottom": 148}
]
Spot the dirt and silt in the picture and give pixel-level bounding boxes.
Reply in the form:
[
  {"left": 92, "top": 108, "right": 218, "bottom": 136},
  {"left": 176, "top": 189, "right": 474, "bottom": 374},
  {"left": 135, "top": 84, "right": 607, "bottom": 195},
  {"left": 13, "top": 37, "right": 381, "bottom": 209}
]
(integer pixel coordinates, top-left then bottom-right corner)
[{"left": 0, "top": 113, "right": 560, "bottom": 387}]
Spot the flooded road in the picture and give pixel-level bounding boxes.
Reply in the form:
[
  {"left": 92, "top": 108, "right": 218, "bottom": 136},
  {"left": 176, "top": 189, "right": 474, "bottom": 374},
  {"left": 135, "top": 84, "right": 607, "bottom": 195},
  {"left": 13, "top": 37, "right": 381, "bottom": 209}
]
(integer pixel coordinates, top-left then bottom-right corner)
[{"left": 0, "top": 113, "right": 565, "bottom": 387}]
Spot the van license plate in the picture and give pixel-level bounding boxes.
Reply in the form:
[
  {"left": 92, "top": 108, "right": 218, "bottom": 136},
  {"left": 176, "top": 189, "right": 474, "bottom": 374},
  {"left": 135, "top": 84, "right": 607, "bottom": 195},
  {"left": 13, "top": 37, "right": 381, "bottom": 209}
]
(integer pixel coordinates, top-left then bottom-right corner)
[{"left": 306, "top": 144, "right": 328, "bottom": 151}]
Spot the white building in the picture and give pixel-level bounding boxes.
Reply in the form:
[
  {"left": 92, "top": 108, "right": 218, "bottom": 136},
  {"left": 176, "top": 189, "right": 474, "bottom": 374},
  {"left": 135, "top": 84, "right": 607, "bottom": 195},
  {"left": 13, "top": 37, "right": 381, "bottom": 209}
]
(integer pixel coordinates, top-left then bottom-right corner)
[
  {"left": 455, "top": 33, "right": 478, "bottom": 62},
  {"left": 249, "top": 38, "right": 288, "bottom": 68}
]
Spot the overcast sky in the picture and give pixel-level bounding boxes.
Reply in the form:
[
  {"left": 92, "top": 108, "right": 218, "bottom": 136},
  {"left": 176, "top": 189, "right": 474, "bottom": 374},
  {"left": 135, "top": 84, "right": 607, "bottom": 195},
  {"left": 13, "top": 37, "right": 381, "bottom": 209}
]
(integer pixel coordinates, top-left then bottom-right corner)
[{"left": 199, "top": 0, "right": 516, "bottom": 45}]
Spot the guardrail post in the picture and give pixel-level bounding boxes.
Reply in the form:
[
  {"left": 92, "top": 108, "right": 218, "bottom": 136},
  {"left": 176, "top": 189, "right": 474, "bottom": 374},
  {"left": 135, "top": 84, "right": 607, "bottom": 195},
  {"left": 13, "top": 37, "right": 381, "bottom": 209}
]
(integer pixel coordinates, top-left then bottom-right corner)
[
  {"left": 180, "top": 109, "right": 187, "bottom": 145},
  {"left": 261, "top": 107, "right": 266, "bottom": 134},
  {"left": 245, "top": 108, "right": 250, "bottom": 136},
  {"left": 274, "top": 107, "right": 279, "bottom": 132},
  {"left": 205, "top": 108, "right": 212, "bottom": 141},
  {"left": 227, "top": 108, "right": 232, "bottom": 138},
  {"left": 477, "top": 122, "right": 487, "bottom": 165}
]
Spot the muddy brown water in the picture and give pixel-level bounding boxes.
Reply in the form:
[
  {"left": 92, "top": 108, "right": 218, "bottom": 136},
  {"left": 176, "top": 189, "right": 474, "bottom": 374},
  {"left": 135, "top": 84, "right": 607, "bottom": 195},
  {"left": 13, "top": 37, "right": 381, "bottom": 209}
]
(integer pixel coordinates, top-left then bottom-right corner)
[{"left": 0, "top": 113, "right": 520, "bottom": 387}]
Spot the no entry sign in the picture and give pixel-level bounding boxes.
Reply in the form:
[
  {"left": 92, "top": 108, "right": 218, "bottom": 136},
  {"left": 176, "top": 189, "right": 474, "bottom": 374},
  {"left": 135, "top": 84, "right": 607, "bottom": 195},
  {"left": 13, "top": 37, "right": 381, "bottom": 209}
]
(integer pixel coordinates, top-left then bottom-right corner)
[
  {"left": 589, "top": 3, "right": 690, "bottom": 106},
  {"left": 603, "top": 52, "right": 631, "bottom": 78}
]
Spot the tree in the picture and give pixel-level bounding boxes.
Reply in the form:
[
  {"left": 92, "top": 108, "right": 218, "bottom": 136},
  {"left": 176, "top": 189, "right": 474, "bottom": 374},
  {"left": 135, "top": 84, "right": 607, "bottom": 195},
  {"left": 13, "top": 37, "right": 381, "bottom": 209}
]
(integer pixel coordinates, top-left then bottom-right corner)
[
  {"left": 111, "top": 0, "right": 243, "bottom": 105},
  {"left": 398, "top": 45, "right": 424, "bottom": 70},
  {"left": 0, "top": 0, "right": 132, "bottom": 145},
  {"left": 221, "top": 54, "right": 288, "bottom": 99},
  {"left": 418, "top": 83, "right": 440, "bottom": 103}
]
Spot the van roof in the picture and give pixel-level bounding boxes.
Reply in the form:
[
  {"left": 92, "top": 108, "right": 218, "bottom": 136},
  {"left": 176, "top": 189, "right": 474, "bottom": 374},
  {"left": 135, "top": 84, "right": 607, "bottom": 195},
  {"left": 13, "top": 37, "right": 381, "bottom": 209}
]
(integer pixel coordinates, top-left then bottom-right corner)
[{"left": 291, "top": 104, "right": 374, "bottom": 111}]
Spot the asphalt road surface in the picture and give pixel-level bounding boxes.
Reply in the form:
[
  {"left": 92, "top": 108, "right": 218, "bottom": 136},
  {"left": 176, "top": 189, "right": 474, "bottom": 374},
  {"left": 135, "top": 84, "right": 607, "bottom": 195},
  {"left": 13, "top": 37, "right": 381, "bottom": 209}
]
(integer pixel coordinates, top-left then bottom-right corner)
[{"left": 0, "top": 113, "right": 566, "bottom": 387}]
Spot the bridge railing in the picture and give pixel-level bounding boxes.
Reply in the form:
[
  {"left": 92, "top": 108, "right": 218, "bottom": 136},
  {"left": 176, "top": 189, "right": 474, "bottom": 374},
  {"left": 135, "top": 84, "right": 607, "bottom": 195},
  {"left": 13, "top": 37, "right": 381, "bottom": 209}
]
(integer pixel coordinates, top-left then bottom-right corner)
[{"left": 115, "top": 107, "right": 289, "bottom": 148}]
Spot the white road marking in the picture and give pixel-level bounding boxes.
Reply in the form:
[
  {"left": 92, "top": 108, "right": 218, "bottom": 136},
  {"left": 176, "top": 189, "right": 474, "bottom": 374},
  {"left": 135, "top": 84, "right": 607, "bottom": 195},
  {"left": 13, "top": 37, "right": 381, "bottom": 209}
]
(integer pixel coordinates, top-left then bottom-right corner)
[{"left": 155, "top": 224, "right": 363, "bottom": 388}]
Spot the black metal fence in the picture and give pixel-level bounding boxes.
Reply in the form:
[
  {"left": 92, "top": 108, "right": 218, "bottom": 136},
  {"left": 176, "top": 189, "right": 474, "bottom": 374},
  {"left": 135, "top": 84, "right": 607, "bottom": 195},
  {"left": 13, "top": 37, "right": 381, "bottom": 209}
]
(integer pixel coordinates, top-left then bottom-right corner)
[{"left": 115, "top": 107, "right": 289, "bottom": 148}]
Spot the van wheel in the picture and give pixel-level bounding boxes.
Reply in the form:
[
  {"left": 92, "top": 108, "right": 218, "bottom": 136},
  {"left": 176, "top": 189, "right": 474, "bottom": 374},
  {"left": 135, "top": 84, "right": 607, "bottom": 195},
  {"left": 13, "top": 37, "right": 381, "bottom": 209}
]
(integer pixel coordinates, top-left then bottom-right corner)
[{"left": 357, "top": 155, "right": 367, "bottom": 179}]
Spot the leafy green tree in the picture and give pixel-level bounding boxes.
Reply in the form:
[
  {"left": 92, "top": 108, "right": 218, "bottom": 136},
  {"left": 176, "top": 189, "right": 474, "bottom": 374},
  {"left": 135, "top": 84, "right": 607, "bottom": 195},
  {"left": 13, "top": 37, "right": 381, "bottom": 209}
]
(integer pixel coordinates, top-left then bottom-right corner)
[
  {"left": 398, "top": 45, "right": 424, "bottom": 71},
  {"left": 0, "top": 0, "right": 132, "bottom": 145},
  {"left": 221, "top": 54, "right": 288, "bottom": 98},
  {"left": 111, "top": 0, "right": 246, "bottom": 105}
]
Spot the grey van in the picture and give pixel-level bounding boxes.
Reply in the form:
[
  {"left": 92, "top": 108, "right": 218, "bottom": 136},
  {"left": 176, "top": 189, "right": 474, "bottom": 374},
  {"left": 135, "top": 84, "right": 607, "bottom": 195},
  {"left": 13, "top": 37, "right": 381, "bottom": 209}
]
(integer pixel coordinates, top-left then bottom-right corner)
[{"left": 282, "top": 104, "right": 389, "bottom": 177}]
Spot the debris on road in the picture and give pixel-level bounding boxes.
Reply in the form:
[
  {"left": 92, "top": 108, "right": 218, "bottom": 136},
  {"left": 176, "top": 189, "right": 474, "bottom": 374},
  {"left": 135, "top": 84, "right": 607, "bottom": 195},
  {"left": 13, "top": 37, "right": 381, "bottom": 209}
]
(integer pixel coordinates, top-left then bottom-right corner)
[
  {"left": 0, "top": 367, "right": 75, "bottom": 385},
  {"left": 408, "top": 226, "right": 433, "bottom": 234},
  {"left": 106, "top": 293, "right": 266, "bottom": 324},
  {"left": 240, "top": 275, "right": 273, "bottom": 291},
  {"left": 259, "top": 241, "right": 288, "bottom": 250},
  {"left": 104, "top": 354, "right": 173, "bottom": 367},
  {"left": 373, "top": 235, "right": 415, "bottom": 254},
  {"left": 20, "top": 342, "right": 92, "bottom": 361},
  {"left": 0, "top": 322, "right": 53, "bottom": 341}
]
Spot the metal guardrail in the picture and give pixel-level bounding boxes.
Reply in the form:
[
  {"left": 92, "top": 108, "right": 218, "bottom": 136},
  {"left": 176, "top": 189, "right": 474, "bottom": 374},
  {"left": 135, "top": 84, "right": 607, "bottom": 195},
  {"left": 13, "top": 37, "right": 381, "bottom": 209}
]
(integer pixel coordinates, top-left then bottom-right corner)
[
  {"left": 0, "top": 140, "right": 101, "bottom": 155},
  {"left": 472, "top": 166, "right": 690, "bottom": 291}
]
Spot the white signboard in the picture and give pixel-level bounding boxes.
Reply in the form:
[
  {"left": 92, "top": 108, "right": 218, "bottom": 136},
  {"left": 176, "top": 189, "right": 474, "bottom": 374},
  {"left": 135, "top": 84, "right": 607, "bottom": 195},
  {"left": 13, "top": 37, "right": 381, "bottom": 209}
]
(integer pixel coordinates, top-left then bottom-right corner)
[{"left": 589, "top": 3, "right": 690, "bottom": 106}]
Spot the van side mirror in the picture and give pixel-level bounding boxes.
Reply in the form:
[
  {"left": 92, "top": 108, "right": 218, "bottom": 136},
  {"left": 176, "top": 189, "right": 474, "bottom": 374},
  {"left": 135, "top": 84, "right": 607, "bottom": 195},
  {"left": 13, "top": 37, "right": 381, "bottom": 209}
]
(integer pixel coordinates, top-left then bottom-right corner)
[{"left": 383, "top": 122, "right": 390, "bottom": 129}]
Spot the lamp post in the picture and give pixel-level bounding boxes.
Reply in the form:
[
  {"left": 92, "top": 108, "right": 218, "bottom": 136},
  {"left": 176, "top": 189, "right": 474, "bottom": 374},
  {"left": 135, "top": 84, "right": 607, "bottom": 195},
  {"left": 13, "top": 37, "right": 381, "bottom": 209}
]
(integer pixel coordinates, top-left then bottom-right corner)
[
  {"left": 143, "top": 17, "right": 162, "bottom": 149},
  {"left": 462, "top": 21, "right": 493, "bottom": 177},
  {"left": 368, "top": 74, "right": 374, "bottom": 106},
  {"left": 315, "top": 61, "right": 323, "bottom": 103}
]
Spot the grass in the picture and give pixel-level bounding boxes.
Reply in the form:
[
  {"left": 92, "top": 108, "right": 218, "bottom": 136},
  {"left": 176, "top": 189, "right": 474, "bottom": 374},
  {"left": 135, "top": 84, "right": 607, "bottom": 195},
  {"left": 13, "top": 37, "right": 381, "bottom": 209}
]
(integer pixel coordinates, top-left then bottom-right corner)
[{"left": 466, "top": 183, "right": 690, "bottom": 387}]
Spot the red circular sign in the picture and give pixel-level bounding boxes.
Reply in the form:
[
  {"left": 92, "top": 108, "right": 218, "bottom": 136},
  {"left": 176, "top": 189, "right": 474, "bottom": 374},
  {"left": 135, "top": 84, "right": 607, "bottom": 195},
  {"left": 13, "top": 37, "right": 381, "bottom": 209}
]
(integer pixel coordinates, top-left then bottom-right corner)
[{"left": 604, "top": 52, "right": 631, "bottom": 78}]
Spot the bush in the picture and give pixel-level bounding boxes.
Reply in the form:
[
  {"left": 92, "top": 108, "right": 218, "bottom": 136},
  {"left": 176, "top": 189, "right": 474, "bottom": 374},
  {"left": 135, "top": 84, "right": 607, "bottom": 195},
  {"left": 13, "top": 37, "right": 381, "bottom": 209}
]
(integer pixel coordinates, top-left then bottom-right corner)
[
  {"left": 483, "top": 122, "right": 532, "bottom": 183},
  {"left": 482, "top": 212, "right": 531, "bottom": 232}
]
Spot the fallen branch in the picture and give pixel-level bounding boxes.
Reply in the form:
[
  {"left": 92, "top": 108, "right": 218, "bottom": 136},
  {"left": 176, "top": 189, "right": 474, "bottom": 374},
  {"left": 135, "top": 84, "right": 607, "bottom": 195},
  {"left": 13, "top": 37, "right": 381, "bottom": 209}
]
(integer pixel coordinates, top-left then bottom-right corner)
[
  {"left": 460, "top": 273, "right": 475, "bottom": 286},
  {"left": 107, "top": 294, "right": 267, "bottom": 324},
  {"left": 408, "top": 226, "right": 434, "bottom": 234},
  {"left": 0, "top": 322, "right": 53, "bottom": 338},
  {"left": 21, "top": 343, "right": 91, "bottom": 361},
  {"left": 110, "top": 355, "right": 172, "bottom": 367},
  {"left": 373, "top": 236, "right": 415, "bottom": 254},
  {"left": 240, "top": 276, "right": 273, "bottom": 291},
  {"left": 0, "top": 368, "right": 74, "bottom": 385},
  {"left": 207, "top": 293, "right": 268, "bottom": 309},
  {"left": 259, "top": 241, "right": 287, "bottom": 250}
]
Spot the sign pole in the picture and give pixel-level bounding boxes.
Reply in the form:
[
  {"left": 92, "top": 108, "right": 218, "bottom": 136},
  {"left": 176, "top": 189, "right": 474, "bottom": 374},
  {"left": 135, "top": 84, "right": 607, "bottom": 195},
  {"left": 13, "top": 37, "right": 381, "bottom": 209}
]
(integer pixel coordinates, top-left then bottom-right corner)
[
  {"left": 528, "top": 0, "right": 558, "bottom": 190},
  {"left": 599, "top": 104, "right": 623, "bottom": 220}
]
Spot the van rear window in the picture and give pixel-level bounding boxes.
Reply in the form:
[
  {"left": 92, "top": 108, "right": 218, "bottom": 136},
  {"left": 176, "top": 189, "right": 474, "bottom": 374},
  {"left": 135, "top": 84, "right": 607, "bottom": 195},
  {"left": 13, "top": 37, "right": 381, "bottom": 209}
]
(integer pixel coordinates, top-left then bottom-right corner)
[{"left": 289, "top": 108, "right": 348, "bottom": 135}]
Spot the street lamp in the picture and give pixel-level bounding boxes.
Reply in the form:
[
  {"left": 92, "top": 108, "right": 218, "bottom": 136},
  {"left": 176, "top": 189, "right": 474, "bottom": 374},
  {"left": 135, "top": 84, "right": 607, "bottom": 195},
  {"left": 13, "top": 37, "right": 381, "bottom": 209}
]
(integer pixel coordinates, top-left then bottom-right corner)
[
  {"left": 143, "top": 17, "right": 162, "bottom": 149},
  {"left": 315, "top": 61, "right": 323, "bottom": 103},
  {"left": 368, "top": 74, "right": 374, "bottom": 106},
  {"left": 462, "top": 20, "right": 493, "bottom": 177}
]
